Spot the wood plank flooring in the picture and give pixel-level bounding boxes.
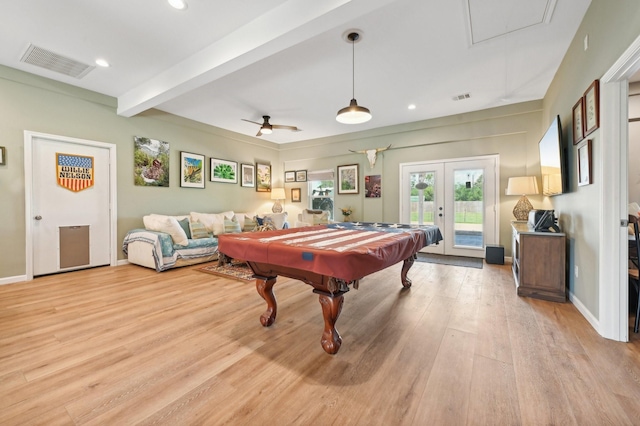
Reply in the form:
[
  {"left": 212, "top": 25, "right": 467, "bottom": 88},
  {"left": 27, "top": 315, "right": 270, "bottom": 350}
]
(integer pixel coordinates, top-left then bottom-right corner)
[{"left": 1, "top": 260, "right": 639, "bottom": 425}]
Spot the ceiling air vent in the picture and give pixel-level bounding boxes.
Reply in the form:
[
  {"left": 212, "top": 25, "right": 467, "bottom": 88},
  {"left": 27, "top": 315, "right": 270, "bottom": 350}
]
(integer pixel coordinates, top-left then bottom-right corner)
[
  {"left": 20, "top": 44, "right": 94, "bottom": 79},
  {"left": 452, "top": 93, "right": 471, "bottom": 101}
]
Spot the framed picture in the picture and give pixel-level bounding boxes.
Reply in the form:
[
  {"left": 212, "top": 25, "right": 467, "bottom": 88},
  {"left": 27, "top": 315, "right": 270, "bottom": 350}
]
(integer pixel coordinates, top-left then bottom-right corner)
[
  {"left": 0, "top": 146, "right": 5, "bottom": 165},
  {"left": 134, "top": 136, "right": 169, "bottom": 187},
  {"left": 241, "top": 163, "right": 255, "bottom": 187},
  {"left": 295, "top": 170, "right": 307, "bottom": 182},
  {"left": 210, "top": 158, "right": 238, "bottom": 184},
  {"left": 291, "top": 188, "right": 301, "bottom": 202},
  {"left": 584, "top": 80, "right": 600, "bottom": 136},
  {"left": 337, "top": 164, "right": 359, "bottom": 194},
  {"left": 577, "top": 139, "right": 592, "bottom": 186},
  {"left": 572, "top": 98, "right": 584, "bottom": 144},
  {"left": 285, "top": 171, "right": 296, "bottom": 183},
  {"left": 256, "top": 163, "right": 271, "bottom": 192},
  {"left": 365, "top": 175, "right": 381, "bottom": 198},
  {"left": 180, "top": 151, "right": 205, "bottom": 188}
]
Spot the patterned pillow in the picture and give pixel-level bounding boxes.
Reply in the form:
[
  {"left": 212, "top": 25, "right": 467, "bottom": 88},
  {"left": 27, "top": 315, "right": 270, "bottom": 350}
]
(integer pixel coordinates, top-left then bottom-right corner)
[
  {"left": 190, "top": 221, "right": 210, "bottom": 239},
  {"left": 223, "top": 218, "right": 242, "bottom": 234}
]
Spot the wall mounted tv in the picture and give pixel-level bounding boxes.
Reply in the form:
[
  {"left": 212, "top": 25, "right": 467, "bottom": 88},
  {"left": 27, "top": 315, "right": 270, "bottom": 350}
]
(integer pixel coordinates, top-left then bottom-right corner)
[{"left": 538, "top": 115, "right": 566, "bottom": 196}]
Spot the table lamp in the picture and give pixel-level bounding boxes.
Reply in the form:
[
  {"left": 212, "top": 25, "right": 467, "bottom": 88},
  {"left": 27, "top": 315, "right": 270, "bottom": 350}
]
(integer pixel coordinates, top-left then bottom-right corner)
[
  {"left": 271, "top": 187, "right": 286, "bottom": 213},
  {"left": 506, "top": 176, "right": 539, "bottom": 221}
]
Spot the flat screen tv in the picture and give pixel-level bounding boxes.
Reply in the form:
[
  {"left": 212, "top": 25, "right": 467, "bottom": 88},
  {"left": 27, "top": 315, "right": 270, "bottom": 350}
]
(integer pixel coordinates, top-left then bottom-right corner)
[{"left": 538, "top": 115, "right": 566, "bottom": 196}]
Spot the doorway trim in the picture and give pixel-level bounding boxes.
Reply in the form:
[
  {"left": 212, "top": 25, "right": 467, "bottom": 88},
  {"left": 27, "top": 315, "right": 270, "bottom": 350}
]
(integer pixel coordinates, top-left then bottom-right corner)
[
  {"left": 24, "top": 131, "right": 118, "bottom": 280},
  {"left": 599, "top": 34, "right": 640, "bottom": 341}
]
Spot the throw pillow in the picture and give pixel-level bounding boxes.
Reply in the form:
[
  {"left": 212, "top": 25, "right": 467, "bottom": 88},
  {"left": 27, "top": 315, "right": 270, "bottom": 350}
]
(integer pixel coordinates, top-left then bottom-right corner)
[
  {"left": 177, "top": 217, "right": 192, "bottom": 239},
  {"left": 243, "top": 217, "right": 257, "bottom": 232},
  {"left": 223, "top": 218, "right": 242, "bottom": 234},
  {"left": 189, "top": 221, "right": 210, "bottom": 239},
  {"left": 143, "top": 214, "right": 189, "bottom": 246},
  {"left": 190, "top": 212, "right": 226, "bottom": 234}
]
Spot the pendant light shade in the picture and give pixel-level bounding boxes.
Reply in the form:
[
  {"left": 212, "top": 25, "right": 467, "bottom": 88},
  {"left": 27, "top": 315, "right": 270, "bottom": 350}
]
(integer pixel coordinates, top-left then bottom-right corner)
[{"left": 337, "top": 32, "right": 371, "bottom": 124}]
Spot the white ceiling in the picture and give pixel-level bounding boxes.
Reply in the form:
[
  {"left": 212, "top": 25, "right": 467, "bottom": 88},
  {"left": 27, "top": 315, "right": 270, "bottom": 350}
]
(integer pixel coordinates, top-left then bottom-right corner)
[{"left": 0, "top": 0, "right": 592, "bottom": 143}]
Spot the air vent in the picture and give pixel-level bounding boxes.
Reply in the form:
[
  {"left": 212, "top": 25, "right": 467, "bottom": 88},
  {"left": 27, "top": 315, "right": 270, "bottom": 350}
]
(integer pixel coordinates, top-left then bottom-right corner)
[
  {"left": 452, "top": 93, "right": 471, "bottom": 101},
  {"left": 20, "top": 44, "right": 94, "bottom": 79}
]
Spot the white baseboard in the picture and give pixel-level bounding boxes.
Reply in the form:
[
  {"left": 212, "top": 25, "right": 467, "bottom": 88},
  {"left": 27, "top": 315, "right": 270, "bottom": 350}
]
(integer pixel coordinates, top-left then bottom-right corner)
[
  {"left": 569, "top": 290, "right": 600, "bottom": 332},
  {"left": 0, "top": 275, "right": 28, "bottom": 285},
  {"left": 117, "top": 259, "right": 130, "bottom": 266}
]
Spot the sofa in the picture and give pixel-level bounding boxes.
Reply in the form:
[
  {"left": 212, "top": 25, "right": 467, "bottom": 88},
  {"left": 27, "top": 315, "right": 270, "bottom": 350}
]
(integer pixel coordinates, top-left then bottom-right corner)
[{"left": 123, "top": 211, "right": 288, "bottom": 271}]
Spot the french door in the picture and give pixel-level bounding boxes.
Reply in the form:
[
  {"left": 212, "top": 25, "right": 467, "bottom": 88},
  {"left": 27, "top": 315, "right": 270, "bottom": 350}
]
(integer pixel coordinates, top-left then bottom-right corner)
[{"left": 400, "top": 156, "right": 498, "bottom": 258}]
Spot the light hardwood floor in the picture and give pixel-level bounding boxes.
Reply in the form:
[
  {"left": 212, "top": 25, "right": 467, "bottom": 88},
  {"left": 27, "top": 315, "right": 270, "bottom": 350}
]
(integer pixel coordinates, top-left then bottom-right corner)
[{"left": 1, "top": 260, "right": 639, "bottom": 425}]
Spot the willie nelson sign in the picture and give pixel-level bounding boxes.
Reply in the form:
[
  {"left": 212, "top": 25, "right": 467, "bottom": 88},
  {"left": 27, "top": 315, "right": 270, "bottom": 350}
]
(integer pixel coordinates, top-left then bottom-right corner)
[{"left": 56, "top": 153, "right": 94, "bottom": 192}]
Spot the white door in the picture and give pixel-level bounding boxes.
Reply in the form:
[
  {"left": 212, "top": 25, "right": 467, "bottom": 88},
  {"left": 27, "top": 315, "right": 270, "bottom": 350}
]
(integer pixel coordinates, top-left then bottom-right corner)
[
  {"left": 31, "top": 136, "right": 111, "bottom": 275},
  {"left": 401, "top": 156, "right": 498, "bottom": 258}
]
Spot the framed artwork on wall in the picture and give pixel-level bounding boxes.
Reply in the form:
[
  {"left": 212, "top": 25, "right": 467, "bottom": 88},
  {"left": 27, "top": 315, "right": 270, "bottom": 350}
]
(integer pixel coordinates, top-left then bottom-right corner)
[
  {"left": 133, "top": 136, "right": 169, "bottom": 187},
  {"left": 365, "top": 175, "right": 381, "bottom": 198},
  {"left": 241, "top": 163, "right": 255, "bottom": 187},
  {"left": 180, "top": 151, "right": 205, "bottom": 188},
  {"left": 256, "top": 163, "right": 271, "bottom": 192},
  {"left": 210, "top": 158, "right": 238, "bottom": 184},
  {"left": 295, "top": 170, "right": 307, "bottom": 182},
  {"left": 291, "top": 188, "right": 301, "bottom": 202},
  {"left": 584, "top": 80, "right": 600, "bottom": 136},
  {"left": 577, "top": 139, "right": 592, "bottom": 186},
  {"left": 572, "top": 98, "right": 584, "bottom": 144},
  {"left": 337, "top": 164, "right": 359, "bottom": 194},
  {"left": 285, "top": 171, "right": 296, "bottom": 183}
]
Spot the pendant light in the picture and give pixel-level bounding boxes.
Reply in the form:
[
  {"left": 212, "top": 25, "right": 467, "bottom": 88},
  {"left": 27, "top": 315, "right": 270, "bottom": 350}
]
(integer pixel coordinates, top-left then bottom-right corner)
[{"left": 336, "top": 32, "right": 372, "bottom": 124}]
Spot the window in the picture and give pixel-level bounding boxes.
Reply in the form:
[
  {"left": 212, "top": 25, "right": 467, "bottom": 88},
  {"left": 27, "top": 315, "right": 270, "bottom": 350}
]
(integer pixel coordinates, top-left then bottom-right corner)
[{"left": 307, "top": 169, "right": 334, "bottom": 220}]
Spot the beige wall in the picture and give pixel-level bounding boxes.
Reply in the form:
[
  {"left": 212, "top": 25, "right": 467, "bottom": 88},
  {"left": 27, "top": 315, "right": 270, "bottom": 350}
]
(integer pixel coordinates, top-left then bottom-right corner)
[{"left": 542, "top": 0, "right": 640, "bottom": 317}]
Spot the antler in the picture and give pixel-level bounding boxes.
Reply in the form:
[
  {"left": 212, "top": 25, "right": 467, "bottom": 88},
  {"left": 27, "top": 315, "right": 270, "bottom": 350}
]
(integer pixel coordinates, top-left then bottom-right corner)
[
  {"left": 375, "top": 144, "right": 391, "bottom": 153},
  {"left": 348, "top": 149, "right": 367, "bottom": 154}
]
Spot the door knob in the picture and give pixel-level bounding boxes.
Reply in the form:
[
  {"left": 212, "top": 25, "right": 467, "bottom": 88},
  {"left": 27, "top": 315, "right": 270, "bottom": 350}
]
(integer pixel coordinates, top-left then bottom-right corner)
[{"left": 34, "top": 215, "right": 42, "bottom": 220}]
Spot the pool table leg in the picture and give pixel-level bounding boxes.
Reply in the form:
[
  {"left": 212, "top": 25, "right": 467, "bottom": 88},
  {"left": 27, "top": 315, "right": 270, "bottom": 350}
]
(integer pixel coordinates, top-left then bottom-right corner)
[
  {"left": 316, "top": 290, "right": 344, "bottom": 355},
  {"left": 401, "top": 254, "right": 416, "bottom": 288},
  {"left": 255, "top": 276, "right": 278, "bottom": 327}
]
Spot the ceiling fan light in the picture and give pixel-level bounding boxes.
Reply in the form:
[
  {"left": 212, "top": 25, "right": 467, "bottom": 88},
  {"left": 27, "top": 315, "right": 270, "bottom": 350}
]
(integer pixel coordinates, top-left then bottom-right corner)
[
  {"left": 336, "top": 99, "right": 372, "bottom": 124},
  {"left": 261, "top": 126, "right": 273, "bottom": 135}
]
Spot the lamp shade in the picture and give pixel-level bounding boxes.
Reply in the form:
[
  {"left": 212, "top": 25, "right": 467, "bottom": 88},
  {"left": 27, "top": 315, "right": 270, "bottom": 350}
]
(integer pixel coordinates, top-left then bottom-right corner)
[
  {"left": 506, "top": 176, "right": 539, "bottom": 196},
  {"left": 271, "top": 187, "right": 286, "bottom": 200},
  {"left": 336, "top": 99, "right": 372, "bottom": 124}
]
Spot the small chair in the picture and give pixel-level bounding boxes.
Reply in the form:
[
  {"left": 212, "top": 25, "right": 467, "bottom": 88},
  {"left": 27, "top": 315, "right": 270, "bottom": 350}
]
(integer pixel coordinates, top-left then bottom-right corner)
[{"left": 628, "top": 215, "right": 640, "bottom": 333}]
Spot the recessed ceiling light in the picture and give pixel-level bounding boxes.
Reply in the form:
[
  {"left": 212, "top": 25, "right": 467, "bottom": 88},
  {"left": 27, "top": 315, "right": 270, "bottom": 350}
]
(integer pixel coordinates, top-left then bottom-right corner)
[
  {"left": 95, "top": 59, "right": 110, "bottom": 67},
  {"left": 408, "top": 104, "right": 416, "bottom": 110},
  {"left": 168, "top": 0, "right": 188, "bottom": 10}
]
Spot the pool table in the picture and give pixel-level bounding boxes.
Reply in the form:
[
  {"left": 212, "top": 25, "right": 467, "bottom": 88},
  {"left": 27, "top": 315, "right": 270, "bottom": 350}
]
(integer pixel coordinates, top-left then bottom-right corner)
[{"left": 217, "top": 222, "right": 443, "bottom": 354}]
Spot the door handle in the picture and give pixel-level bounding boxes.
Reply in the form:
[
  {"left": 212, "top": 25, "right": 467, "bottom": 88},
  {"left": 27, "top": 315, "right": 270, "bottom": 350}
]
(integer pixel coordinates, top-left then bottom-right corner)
[{"left": 34, "top": 215, "right": 42, "bottom": 220}]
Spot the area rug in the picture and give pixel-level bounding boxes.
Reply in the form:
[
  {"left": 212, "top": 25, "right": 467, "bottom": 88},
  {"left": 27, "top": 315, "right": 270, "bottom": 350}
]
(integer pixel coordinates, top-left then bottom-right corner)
[
  {"left": 196, "top": 261, "right": 254, "bottom": 281},
  {"left": 416, "top": 253, "right": 483, "bottom": 269}
]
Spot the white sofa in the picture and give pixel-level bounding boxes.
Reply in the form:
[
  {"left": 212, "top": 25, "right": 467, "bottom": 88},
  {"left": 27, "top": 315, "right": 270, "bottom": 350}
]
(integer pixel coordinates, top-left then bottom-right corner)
[{"left": 123, "top": 211, "right": 289, "bottom": 271}]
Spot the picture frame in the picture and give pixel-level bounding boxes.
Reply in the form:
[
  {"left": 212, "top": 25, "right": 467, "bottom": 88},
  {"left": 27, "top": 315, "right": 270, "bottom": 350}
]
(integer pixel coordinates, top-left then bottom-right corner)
[
  {"left": 295, "top": 170, "right": 307, "bottom": 182},
  {"left": 256, "top": 163, "right": 272, "bottom": 192},
  {"left": 180, "top": 151, "right": 205, "bottom": 188},
  {"left": 285, "top": 171, "right": 296, "bottom": 183},
  {"left": 241, "top": 163, "right": 255, "bottom": 188},
  {"left": 337, "top": 164, "right": 359, "bottom": 194},
  {"left": 210, "top": 158, "right": 238, "bottom": 184},
  {"left": 572, "top": 98, "right": 584, "bottom": 144},
  {"left": 577, "top": 139, "right": 592, "bottom": 186},
  {"left": 0, "top": 146, "right": 5, "bottom": 165},
  {"left": 584, "top": 80, "right": 600, "bottom": 136},
  {"left": 365, "top": 175, "right": 381, "bottom": 198},
  {"left": 291, "top": 188, "right": 301, "bottom": 202}
]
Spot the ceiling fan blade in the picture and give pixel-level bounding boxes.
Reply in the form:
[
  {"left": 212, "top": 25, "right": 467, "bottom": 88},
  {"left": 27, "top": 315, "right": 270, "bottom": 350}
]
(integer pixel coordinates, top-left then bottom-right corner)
[
  {"left": 242, "top": 118, "right": 263, "bottom": 126},
  {"left": 256, "top": 129, "right": 263, "bottom": 137},
  {"left": 272, "top": 124, "right": 299, "bottom": 131}
]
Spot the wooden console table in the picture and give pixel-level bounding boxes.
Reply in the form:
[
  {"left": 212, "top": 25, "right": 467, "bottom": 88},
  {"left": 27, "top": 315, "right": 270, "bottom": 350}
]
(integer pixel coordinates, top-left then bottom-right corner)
[{"left": 511, "top": 221, "right": 566, "bottom": 302}]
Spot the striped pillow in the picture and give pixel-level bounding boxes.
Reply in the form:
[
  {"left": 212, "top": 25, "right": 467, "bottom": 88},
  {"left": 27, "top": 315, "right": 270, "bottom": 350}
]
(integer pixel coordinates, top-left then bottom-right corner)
[
  {"left": 223, "top": 218, "right": 242, "bottom": 234},
  {"left": 190, "top": 221, "right": 210, "bottom": 239}
]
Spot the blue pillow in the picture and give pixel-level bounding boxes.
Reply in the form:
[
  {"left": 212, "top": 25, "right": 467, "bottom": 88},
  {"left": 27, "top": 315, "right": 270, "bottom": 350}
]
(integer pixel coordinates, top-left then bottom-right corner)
[
  {"left": 255, "top": 216, "right": 264, "bottom": 226},
  {"left": 177, "top": 217, "right": 192, "bottom": 239}
]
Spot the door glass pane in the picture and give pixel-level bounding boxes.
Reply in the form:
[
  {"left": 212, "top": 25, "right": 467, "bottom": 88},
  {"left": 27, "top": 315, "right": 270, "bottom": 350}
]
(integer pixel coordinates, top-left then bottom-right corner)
[
  {"left": 409, "top": 171, "right": 435, "bottom": 225},
  {"left": 453, "top": 168, "right": 483, "bottom": 247},
  {"left": 309, "top": 180, "right": 334, "bottom": 220}
]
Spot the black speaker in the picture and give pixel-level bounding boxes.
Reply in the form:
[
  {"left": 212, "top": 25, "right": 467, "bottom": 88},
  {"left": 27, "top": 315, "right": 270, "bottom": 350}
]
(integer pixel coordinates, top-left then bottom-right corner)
[{"left": 485, "top": 245, "right": 504, "bottom": 265}]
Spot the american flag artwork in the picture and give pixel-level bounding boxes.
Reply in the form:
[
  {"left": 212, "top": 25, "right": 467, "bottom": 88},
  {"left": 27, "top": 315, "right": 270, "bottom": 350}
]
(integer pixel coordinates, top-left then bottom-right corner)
[{"left": 56, "top": 153, "right": 94, "bottom": 192}]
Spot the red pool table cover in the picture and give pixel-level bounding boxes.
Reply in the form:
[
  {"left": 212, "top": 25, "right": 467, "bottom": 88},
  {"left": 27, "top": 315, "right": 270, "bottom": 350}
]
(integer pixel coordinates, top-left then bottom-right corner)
[{"left": 217, "top": 222, "right": 443, "bottom": 281}]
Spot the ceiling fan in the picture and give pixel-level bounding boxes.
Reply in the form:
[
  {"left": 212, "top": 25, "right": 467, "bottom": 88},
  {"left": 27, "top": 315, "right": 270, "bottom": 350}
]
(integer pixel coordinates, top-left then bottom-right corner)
[{"left": 242, "top": 115, "right": 299, "bottom": 137}]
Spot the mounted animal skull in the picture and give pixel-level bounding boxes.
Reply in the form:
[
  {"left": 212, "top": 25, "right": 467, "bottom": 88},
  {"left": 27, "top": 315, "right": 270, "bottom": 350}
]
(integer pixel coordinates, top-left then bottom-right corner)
[{"left": 348, "top": 144, "right": 391, "bottom": 169}]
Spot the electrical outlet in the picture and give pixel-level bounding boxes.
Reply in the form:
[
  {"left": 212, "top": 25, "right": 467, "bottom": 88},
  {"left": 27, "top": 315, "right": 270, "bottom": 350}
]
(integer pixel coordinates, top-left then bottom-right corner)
[{"left": 575, "top": 265, "right": 579, "bottom": 278}]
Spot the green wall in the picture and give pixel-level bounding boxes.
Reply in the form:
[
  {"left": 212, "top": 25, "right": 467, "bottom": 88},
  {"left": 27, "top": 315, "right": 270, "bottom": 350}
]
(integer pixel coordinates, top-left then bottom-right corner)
[{"left": 542, "top": 0, "right": 640, "bottom": 318}]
